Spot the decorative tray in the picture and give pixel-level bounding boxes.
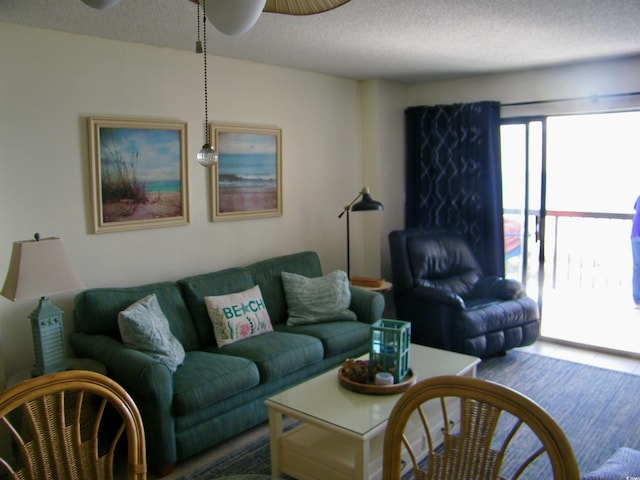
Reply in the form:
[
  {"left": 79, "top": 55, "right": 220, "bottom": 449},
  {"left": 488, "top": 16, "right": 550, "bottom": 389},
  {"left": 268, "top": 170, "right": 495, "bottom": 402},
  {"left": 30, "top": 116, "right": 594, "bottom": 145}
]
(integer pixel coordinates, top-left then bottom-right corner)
[{"left": 338, "top": 368, "right": 417, "bottom": 395}]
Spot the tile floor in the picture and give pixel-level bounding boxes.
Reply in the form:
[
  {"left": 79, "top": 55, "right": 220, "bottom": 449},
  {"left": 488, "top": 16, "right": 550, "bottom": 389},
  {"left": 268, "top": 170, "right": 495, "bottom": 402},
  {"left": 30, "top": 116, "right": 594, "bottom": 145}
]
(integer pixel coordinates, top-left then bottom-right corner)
[
  {"left": 518, "top": 339, "right": 640, "bottom": 375},
  {"left": 141, "top": 339, "right": 640, "bottom": 479},
  {"left": 540, "top": 286, "right": 640, "bottom": 356}
]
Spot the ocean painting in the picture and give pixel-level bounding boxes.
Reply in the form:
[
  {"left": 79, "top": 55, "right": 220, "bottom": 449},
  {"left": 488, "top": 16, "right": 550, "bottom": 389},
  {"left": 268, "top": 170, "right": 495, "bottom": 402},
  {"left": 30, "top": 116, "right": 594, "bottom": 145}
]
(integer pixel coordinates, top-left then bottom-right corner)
[
  {"left": 218, "top": 154, "right": 276, "bottom": 190},
  {"left": 89, "top": 118, "right": 188, "bottom": 233},
  {"left": 213, "top": 126, "right": 282, "bottom": 220},
  {"left": 99, "top": 127, "right": 183, "bottom": 222}
]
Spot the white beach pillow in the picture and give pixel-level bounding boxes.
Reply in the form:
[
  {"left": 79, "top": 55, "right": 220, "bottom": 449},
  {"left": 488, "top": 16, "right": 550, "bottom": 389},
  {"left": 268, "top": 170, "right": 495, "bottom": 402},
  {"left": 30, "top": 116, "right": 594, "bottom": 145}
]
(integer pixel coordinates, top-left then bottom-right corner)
[{"left": 205, "top": 285, "right": 273, "bottom": 347}]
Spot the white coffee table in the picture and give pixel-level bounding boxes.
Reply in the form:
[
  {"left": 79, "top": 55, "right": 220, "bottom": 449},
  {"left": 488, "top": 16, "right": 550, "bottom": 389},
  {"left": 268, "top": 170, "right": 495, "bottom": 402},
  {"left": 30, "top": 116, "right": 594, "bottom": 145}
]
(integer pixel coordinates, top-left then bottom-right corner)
[{"left": 264, "top": 344, "right": 480, "bottom": 480}]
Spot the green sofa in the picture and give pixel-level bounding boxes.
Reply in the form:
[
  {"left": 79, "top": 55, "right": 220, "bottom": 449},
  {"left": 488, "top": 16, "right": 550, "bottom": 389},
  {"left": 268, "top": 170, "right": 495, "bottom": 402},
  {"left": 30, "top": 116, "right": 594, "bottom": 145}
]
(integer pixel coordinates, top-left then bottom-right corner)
[{"left": 71, "top": 251, "right": 384, "bottom": 476}]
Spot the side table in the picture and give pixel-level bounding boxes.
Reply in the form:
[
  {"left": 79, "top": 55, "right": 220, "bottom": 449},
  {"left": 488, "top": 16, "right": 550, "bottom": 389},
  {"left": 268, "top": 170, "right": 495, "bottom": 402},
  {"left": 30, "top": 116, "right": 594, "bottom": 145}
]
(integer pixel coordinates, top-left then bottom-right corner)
[
  {"left": 356, "top": 280, "right": 392, "bottom": 292},
  {"left": 354, "top": 280, "right": 395, "bottom": 317},
  {"left": 6, "top": 358, "right": 106, "bottom": 389}
]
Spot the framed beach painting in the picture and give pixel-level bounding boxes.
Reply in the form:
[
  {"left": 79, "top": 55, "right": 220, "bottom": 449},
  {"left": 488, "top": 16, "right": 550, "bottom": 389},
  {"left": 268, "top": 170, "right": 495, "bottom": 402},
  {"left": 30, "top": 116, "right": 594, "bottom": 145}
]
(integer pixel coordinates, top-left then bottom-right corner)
[
  {"left": 88, "top": 117, "right": 189, "bottom": 233},
  {"left": 210, "top": 124, "right": 282, "bottom": 221}
]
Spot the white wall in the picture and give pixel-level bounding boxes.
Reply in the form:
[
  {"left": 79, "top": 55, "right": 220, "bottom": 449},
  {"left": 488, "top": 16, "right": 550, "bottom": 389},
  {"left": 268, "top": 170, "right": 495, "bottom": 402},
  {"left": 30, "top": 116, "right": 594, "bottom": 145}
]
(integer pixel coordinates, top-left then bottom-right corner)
[
  {"left": 408, "top": 56, "right": 640, "bottom": 110},
  {"left": 358, "top": 80, "right": 407, "bottom": 280},
  {"left": 2, "top": 21, "right": 640, "bottom": 382},
  {"left": 0, "top": 23, "right": 366, "bottom": 380}
]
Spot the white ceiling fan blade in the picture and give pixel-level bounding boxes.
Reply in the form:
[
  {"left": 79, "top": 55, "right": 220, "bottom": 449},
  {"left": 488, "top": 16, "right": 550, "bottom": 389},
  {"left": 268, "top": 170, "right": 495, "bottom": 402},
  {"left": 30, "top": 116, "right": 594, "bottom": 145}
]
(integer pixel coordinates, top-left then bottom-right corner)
[
  {"left": 263, "top": 0, "right": 351, "bottom": 15},
  {"left": 204, "top": 0, "right": 267, "bottom": 36}
]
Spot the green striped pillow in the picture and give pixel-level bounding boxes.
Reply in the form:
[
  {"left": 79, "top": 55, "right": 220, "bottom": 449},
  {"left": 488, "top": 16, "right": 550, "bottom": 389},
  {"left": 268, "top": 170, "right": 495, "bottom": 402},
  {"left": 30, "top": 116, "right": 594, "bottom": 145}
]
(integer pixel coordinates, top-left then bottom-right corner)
[{"left": 282, "top": 270, "right": 356, "bottom": 326}]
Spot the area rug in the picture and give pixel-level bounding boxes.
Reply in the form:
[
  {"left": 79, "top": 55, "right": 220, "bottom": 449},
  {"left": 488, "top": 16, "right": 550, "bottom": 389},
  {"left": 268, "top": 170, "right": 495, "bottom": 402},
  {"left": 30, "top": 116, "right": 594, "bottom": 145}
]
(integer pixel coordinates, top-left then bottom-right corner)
[{"left": 178, "top": 350, "right": 640, "bottom": 479}]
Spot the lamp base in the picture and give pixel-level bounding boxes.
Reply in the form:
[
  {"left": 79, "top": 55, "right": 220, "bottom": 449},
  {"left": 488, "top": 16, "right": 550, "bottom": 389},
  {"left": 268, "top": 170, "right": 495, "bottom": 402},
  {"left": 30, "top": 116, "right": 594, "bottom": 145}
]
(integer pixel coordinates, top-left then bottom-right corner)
[{"left": 29, "top": 297, "right": 69, "bottom": 376}]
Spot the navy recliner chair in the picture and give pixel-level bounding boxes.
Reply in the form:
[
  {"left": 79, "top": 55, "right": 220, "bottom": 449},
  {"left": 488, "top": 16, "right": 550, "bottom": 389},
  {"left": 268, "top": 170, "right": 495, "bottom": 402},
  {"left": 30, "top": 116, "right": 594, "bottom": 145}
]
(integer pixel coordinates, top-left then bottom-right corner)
[{"left": 388, "top": 228, "right": 540, "bottom": 358}]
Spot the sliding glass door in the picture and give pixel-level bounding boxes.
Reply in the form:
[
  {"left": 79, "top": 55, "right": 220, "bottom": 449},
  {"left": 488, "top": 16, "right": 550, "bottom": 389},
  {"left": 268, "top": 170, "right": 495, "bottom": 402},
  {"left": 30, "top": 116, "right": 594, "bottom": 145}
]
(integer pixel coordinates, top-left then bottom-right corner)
[
  {"left": 501, "top": 111, "right": 640, "bottom": 353},
  {"left": 500, "top": 119, "right": 544, "bottom": 303}
]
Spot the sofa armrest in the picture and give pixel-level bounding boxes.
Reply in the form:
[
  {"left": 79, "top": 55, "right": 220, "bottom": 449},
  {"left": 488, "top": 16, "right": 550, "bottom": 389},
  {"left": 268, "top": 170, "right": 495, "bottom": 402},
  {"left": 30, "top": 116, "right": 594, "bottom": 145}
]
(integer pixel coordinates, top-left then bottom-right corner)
[
  {"left": 71, "top": 333, "right": 171, "bottom": 394},
  {"left": 70, "top": 332, "right": 177, "bottom": 470},
  {"left": 349, "top": 286, "right": 385, "bottom": 324}
]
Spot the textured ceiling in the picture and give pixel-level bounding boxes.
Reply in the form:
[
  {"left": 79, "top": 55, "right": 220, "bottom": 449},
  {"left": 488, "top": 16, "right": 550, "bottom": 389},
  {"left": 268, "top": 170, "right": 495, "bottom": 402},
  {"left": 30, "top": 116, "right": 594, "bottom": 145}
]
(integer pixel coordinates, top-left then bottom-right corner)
[{"left": 1, "top": 0, "right": 640, "bottom": 83}]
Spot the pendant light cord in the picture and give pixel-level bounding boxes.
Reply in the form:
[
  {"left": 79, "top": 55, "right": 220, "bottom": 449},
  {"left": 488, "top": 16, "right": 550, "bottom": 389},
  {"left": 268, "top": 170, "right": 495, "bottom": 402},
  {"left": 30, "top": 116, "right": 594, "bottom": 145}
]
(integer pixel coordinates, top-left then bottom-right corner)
[
  {"left": 197, "top": 2, "right": 200, "bottom": 47},
  {"left": 202, "top": 0, "right": 210, "bottom": 145}
]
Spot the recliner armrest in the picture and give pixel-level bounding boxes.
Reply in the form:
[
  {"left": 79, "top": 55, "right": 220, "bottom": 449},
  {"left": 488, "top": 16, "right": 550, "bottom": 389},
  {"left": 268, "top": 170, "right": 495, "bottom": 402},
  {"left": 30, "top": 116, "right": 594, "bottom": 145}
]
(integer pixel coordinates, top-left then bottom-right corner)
[
  {"left": 409, "top": 285, "right": 466, "bottom": 309},
  {"left": 469, "top": 276, "right": 524, "bottom": 300}
]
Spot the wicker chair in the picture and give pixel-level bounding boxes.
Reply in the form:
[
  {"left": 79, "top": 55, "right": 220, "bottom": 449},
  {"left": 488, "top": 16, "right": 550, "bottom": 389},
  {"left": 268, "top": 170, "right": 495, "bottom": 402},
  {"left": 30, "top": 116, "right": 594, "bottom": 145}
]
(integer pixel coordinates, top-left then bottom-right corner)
[
  {"left": 0, "top": 369, "right": 146, "bottom": 480},
  {"left": 383, "top": 375, "right": 579, "bottom": 480}
]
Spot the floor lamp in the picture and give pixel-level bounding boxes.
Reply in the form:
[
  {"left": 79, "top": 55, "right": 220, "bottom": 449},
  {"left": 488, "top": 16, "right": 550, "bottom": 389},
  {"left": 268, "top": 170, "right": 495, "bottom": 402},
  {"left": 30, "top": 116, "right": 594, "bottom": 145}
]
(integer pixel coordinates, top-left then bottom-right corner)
[
  {"left": 338, "top": 186, "right": 383, "bottom": 285},
  {"left": 1, "top": 234, "right": 85, "bottom": 376}
]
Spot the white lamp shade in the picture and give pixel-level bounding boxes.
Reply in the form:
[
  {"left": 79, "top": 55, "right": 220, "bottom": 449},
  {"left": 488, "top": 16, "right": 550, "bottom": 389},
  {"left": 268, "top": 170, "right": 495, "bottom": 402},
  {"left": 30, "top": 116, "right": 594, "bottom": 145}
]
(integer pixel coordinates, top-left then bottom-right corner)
[
  {"left": 79, "top": 0, "right": 122, "bottom": 9},
  {"left": 1, "top": 237, "right": 84, "bottom": 301},
  {"left": 205, "top": 0, "right": 267, "bottom": 36}
]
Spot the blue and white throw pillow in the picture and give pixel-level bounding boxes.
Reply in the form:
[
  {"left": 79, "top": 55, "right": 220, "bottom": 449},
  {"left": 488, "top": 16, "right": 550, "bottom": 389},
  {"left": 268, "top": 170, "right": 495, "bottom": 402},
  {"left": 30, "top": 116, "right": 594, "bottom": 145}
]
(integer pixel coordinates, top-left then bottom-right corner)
[{"left": 118, "top": 294, "right": 185, "bottom": 373}]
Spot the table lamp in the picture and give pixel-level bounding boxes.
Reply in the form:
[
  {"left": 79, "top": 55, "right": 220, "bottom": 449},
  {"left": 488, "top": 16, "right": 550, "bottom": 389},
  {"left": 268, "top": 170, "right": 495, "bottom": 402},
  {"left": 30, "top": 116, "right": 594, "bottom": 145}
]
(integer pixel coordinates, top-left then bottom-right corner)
[
  {"left": 338, "top": 186, "right": 383, "bottom": 286},
  {"left": 1, "top": 234, "right": 85, "bottom": 376}
]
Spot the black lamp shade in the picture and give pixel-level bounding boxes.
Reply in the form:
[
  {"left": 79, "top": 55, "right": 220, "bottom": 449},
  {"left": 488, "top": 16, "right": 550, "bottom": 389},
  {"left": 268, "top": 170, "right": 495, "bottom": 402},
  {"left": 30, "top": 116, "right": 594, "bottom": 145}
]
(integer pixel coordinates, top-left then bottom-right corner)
[{"left": 351, "top": 193, "right": 384, "bottom": 212}]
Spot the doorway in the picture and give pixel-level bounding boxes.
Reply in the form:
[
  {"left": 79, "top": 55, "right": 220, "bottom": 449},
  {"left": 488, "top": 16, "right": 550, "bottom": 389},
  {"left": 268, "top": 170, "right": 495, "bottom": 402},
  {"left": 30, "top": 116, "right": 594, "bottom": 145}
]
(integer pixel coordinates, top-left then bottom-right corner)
[{"left": 500, "top": 111, "right": 640, "bottom": 355}]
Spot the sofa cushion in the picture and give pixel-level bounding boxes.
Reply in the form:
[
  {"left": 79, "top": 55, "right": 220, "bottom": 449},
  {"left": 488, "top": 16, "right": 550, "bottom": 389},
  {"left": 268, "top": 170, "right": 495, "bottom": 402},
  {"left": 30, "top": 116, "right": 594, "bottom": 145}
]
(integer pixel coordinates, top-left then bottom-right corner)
[
  {"left": 205, "top": 285, "right": 273, "bottom": 347},
  {"left": 247, "top": 251, "right": 324, "bottom": 325},
  {"left": 73, "top": 282, "right": 200, "bottom": 351},
  {"left": 282, "top": 270, "right": 356, "bottom": 326},
  {"left": 172, "top": 351, "right": 260, "bottom": 417},
  {"left": 275, "top": 320, "right": 370, "bottom": 358},
  {"left": 179, "top": 268, "right": 255, "bottom": 347},
  {"left": 204, "top": 331, "right": 323, "bottom": 382},
  {"left": 173, "top": 351, "right": 260, "bottom": 417},
  {"left": 461, "top": 296, "right": 539, "bottom": 337},
  {"left": 118, "top": 294, "right": 186, "bottom": 373}
]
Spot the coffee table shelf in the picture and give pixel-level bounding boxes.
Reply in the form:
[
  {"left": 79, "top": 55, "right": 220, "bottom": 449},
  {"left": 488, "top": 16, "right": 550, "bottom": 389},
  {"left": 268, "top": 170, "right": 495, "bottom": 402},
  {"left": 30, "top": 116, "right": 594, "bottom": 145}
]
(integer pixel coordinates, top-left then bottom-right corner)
[
  {"left": 279, "top": 423, "right": 381, "bottom": 480},
  {"left": 265, "top": 344, "right": 480, "bottom": 480}
]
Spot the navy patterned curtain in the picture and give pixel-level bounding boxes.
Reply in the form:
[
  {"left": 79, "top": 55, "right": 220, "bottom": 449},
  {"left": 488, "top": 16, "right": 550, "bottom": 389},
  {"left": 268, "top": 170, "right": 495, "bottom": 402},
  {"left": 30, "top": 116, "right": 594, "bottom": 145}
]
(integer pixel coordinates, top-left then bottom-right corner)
[{"left": 405, "top": 101, "right": 505, "bottom": 276}]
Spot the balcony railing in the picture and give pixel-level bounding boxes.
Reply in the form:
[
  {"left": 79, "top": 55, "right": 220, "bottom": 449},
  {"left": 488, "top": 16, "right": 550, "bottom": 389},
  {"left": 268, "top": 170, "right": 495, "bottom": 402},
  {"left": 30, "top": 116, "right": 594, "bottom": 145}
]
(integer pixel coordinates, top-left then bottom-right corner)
[
  {"left": 506, "top": 209, "right": 639, "bottom": 354},
  {"left": 545, "top": 210, "right": 633, "bottom": 289},
  {"left": 506, "top": 210, "right": 634, "bottom": 291}
]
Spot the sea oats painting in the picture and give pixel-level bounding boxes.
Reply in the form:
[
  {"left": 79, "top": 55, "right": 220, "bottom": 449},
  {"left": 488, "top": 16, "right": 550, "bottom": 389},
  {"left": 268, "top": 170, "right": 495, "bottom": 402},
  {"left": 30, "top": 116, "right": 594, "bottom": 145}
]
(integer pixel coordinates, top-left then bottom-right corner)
[
  {"left": 211, "top": 124, "right": 282, "bottom": 221},
  {"left": 88, "top": 118, "right": 189, "bottom": 233}
]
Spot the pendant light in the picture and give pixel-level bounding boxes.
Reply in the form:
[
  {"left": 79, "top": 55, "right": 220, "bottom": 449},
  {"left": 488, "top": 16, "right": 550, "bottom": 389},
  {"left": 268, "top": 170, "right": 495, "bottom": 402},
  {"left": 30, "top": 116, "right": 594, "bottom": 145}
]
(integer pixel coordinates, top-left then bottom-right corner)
[
  {"left": 196, "top": 1, "right": 219, "bottom": 167},
  {"left": 205, "top": 0, "right": 267, "bottom": 37},
  {"left": 79, "top": 0, "right": 122, "bottom": 8}
]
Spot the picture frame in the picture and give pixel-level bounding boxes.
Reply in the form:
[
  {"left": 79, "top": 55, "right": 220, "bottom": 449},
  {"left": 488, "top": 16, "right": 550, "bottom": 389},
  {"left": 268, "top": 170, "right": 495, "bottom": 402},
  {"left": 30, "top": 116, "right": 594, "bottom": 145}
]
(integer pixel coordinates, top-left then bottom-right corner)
[
  {"left": 88, "top": 117, "right": 189, "bottom": 233},
  {"left": 210, "top": 124, "right": 282, "bottom": 221}
]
